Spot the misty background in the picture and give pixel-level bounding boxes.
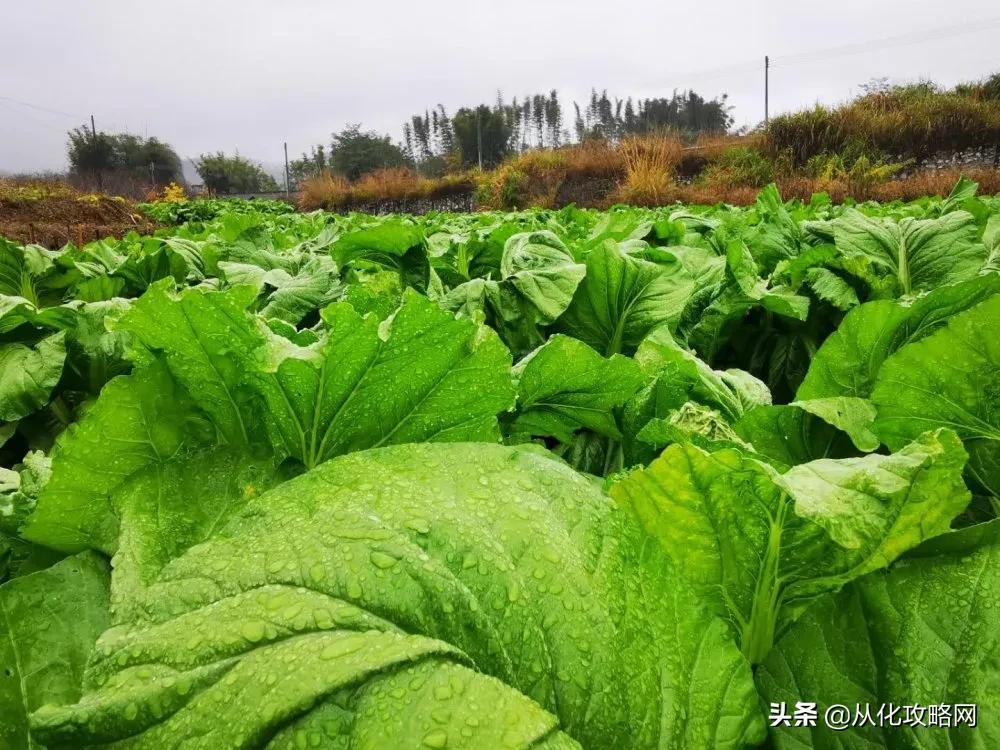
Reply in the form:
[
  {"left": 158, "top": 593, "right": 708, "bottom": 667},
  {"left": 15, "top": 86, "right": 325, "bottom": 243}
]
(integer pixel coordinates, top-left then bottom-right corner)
[{"left": 2, "top": 0, "right": 998, "bottom": 179}]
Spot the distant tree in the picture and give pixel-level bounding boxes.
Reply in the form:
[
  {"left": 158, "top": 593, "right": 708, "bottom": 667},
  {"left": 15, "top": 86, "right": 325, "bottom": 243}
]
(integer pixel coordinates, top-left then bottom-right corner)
[
  {"left": 67, "top": 127, "right": 183, "bottom": 186},
  {"left": 397, "top": 85, "right": 732, "bottom": 172},
  {"left": 451, "top": 105, "right": 514, "bottom": 168},
  {"left": 521, "top": 99, "right": 532, "bottom": 149},
  {"left": 573, "top": 102, "right": 585, "bottom": 142},
  {"left": 67, "top": 127, "right": 116, "bottom": 174},
  {"left": 112, "top": 134, "right": 183, "bottom": 185},
  {"left": 403, "top": 108, "right": 457, "bottom": 174},
  {"left": 623, "top": 98, "right": 637, "bottom": 133},
  {"left": 574, "top": 89, "right": 732, "bottom": 139},
  {"left": 288, "top": 145, "right": 328, "bottom": 188},
  {"left": 402, "top": 90, "right": 563, "bottom": 171},
  {"left": 329, "top": 125, "right": 410, "bottom": 180},
  {"left": 194, "top": 152, "right": 279, "bottom": 194},
  {"left": 532, "top": 93, "right": 546, "bottom": 147},
  {"left": 545, "top": 90, "right": 562, "bottom": 147}
]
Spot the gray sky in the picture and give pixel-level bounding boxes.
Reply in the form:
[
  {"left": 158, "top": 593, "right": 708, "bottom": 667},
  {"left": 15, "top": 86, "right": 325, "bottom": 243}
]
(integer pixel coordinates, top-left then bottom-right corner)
[{"left": 2, "top": 0, "right": 998, "bottom": 175}]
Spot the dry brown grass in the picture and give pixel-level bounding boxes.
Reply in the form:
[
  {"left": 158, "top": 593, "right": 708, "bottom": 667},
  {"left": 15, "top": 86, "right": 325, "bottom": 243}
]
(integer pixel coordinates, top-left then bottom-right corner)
[
  {"left": 481, "top": 141, "right": 628, "bottom": 208},
  {"left": 614, "top": 135, "right": 684, "bottom": 206},
  {"left": 298, "top": 169, "right": 474, "bottom": 210},
  {"left": 868, "top": 167, "right": 1000, "bottom": 201},
  {"left": 474, "top": 165, "right": 531, "bottom": 210},
  {"left": 655, "top": 167, "right": 1000, "bottom": 206},
  {"left": 480, "top": 133, "right": 766, "bottom": 209},
  {"left": 508, "top": 140, "right": 626, "bottom": 180},
  {"left": 560, "top": 140, "right": 626, "bottom": 179},
  {"left": 771, "top": 169, "right": 1000, "bottom": 204},
  {"left": 300, "top": 133, "right": 768, "bottom": 212},
  {"left": 299, "top": 171, "right": 351, "bottom": 210},
  {"left": 492, "top": 153, "right": 563, "bottom": 208},
  {"left": 351, "top": 168, "right": 430, "bottom": 203}
]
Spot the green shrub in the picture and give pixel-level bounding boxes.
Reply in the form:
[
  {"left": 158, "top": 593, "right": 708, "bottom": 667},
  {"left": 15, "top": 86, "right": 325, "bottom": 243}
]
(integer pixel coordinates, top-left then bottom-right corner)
[
  {"left": 702, "top": 146, "right": 775, "bottom": 187},
  {"left": 475, "top": 166, "right": 527, "bottom": 210}
]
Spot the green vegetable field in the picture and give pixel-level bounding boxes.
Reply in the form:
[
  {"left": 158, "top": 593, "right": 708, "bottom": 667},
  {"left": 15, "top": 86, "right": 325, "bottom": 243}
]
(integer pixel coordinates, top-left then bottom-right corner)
[{"left": 2, "top": 178, "right": 998, "bottom": 748}]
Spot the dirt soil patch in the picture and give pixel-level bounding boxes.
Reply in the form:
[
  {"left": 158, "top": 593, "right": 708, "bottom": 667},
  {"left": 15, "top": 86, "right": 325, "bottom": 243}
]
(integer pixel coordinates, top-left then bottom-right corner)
[{"left": 0, "top": 196, "right": 158, "bottom": 248}]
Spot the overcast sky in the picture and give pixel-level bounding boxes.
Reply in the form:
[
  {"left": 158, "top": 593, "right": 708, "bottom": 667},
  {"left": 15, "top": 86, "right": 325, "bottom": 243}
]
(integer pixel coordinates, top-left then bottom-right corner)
[{"left": 2, "top": 0, "right": 998, "bottom": 175}]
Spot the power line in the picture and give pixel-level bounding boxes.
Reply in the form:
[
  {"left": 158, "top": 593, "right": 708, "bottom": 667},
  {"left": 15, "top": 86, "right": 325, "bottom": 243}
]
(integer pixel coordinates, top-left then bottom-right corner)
[
  {"left": 771, "top": 17, "right": 1000, "bottom": 67},
  {"left": 0, "top": 99, "right": 77, "bottom": 134},
  {"left": 0, "top": 95, "right": 131, "bottom": 134},
  {"left": 0, "top": 94, "right": 83, "bottom": 121},
  {"left": 650, "top": 17, "right": 1000, "bottom": 90}
]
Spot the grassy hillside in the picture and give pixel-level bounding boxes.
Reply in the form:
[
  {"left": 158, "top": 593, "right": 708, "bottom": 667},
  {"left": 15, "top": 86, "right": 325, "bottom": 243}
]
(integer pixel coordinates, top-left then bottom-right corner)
[{"left": 299, "top": 73, "right": 1000, "bottom": 211}]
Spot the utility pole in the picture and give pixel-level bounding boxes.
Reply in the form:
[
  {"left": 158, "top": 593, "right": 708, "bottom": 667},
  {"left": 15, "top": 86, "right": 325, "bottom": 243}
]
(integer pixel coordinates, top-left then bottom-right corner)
[
  {"left": 149, "top": 161, "right": 155, "bottom": 189},
  {"left": 283, "top": 141, "right": 290, "bottom": 197},
  {"left": 764, "top": 56, "right": 770, "bottom": 128},
  {"left": 476, "top": 109, "right": 483, "bottom": 170}
]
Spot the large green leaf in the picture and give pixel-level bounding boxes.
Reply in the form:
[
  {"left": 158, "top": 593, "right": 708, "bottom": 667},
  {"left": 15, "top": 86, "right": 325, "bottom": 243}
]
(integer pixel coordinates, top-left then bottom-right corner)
[
  {"left": 726, "top": 240, "right": 811, "bottom": 320},
  {"left": 511, "top": 335, "right": 643, "bottom": 442},
  {"left": 0, "top": 296, "right": 132, "bottom": 399},
  {"left": 434, "top": 275, "right": 495, "bottom": 321},
  {"left": 65, "top": 237, "right": 185, "bottom": 297},
  {"left": 30, "top": 443, "right": 764, "bottom": 749},
  {"left": 111, "top": 448, "right": 286, "bottom": 619},
  {"left": 940, "top": 174, "right": 981, "bottom": 214},
  {"left": 0, "top": 332, "right": 66, "bottom": 422},
  {"left": 872, "top": 294, "right": 1000, "bottom": 497},
  {"left": 56, "top": 299, "right": 134, "bottom": 394},
  {"left": 0, "top": 552, "right": 110, "bottom": 750},
  {"left": 0, "top": 295, "right": 38, "bottom": 334},
  {"left": 329, "top": 220, "right": 429, "bottom": 288},
  {"left": 797, "top": 275, "right": 1000, "bottom": 400},
  {"left": 117, "top": 280, "right": 265, "bottom": 448},
  {"left": 0, "top": 240, "right": 59, "bottom": 307},
  {"left": 499, "top": 231, "right": 586, "bottom": 324},
  {"left": 22, "top": 361, "right": 211, "bottom": 554},
  {"left": 674, "top": 241, "right": 810, "bottom": 364},
  {"left": 804, "top": 266, "right": 860, "bottom": 311},
  {"left": 612, "top": 429, "right": 969, "bottom": 663},
  {"left": 329, "top": 220, "right": 424, "bottom": 266},
  {"left": 733, "top": 397, "right": 876, "bottom": 468},
  {"left": 556, "top": 240, "right": 695, "bottom": 355},
  {"left": 0, "top": 452, "right": 59, "bottom": 584},
  {"left": 817, "top": 208, "right": 986, "bottom": 297},
  {"left": 437, "top": 232, "right": 585, "bottom": 359},
  {"left": 623, "top": 327, "right": 771, "bottom": 463},
  {"left": 745, "top": 183, "right": 805, "bottom": 270},
  {"left": 257, "top": 256, "right": 343, "bottom": 325},
  {"left": 253, "top": 291, "right": 515, "bottom": 468},
  {"left": 633, "top": 326, "right": 771, "bottom": 422},
  {"left": 758, "top": 521, "right": 1000, "bottom": 749},
  {"left": 635, "top": 403, "right": 751, "bottom": 455}
]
